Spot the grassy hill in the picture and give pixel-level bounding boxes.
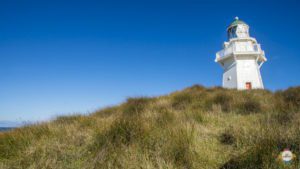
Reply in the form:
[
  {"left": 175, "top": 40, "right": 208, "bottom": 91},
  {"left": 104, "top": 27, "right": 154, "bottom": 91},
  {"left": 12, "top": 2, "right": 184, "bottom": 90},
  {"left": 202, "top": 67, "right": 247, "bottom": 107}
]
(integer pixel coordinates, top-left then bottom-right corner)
[{"left": 1, "top": 85, "right": 300, "bottom": 169}]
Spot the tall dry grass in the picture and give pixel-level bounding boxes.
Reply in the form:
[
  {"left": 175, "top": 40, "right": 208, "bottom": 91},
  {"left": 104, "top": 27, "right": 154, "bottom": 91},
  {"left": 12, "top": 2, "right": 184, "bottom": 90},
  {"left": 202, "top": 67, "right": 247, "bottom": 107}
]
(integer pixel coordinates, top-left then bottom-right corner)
[{"left": 0, "top": 85, "right": 300, "bottom": 169}]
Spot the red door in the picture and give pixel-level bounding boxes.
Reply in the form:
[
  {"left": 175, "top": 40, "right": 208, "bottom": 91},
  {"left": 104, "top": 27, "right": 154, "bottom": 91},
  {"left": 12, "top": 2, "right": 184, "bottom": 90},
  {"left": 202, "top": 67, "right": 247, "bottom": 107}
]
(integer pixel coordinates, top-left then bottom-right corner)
[{"left": 246, "top": 82, "right": 252, "bottom": 90}]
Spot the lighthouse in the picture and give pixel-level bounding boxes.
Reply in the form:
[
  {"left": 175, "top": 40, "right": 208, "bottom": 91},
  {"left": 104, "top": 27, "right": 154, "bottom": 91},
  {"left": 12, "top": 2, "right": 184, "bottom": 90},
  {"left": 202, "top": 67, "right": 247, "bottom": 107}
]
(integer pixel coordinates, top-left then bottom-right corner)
[{"left": 215, "top": 17, "right": 267, "bottom": 90}]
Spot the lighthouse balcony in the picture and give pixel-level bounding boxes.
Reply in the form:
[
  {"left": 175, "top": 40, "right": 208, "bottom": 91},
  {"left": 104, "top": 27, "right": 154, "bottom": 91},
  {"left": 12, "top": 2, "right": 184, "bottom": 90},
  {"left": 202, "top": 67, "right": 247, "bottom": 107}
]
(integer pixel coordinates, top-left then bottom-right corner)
[{"left": 215, "top": 44, "right": 265, "bottom": 62}]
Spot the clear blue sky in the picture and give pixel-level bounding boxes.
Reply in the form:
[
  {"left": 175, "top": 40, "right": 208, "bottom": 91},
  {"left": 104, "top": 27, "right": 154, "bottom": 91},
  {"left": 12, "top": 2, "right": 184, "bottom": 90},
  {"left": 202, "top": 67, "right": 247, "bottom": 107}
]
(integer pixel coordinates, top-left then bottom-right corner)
[{"left": 1, "top": 0, "right": 300, "bottom": 123}]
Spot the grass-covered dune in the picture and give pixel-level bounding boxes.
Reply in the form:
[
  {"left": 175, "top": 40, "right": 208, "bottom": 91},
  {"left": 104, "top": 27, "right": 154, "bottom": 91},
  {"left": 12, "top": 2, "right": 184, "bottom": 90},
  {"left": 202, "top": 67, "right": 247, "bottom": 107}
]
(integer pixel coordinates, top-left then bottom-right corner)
[{"left": 1, "top": 85, "right": 300, "bottom": 169}]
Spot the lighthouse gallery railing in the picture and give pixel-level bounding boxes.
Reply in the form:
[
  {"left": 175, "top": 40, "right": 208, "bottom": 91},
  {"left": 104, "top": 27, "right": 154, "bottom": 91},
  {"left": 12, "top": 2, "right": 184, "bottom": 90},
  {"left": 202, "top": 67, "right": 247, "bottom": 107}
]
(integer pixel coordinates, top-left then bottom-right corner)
[{"left": 216, "top": 44, "right": 264, "bottom": 61}]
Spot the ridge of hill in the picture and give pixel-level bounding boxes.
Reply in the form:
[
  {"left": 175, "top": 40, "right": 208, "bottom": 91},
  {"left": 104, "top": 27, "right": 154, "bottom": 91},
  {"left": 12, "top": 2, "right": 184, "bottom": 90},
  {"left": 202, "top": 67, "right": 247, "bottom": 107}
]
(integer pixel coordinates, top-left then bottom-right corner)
[
  {"left": 0, "top": 85, "right": 300, "bottom": 169},
  {"left": 0, "top": 128, "right": 14, "bottom": 132}
]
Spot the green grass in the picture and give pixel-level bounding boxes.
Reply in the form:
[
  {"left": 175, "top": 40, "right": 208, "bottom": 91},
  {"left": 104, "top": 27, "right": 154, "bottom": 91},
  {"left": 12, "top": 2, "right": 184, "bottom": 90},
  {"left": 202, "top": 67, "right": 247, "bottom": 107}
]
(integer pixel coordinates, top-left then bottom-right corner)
[{"left": 0, "top": 85, "right": 300, "bottom": 169}]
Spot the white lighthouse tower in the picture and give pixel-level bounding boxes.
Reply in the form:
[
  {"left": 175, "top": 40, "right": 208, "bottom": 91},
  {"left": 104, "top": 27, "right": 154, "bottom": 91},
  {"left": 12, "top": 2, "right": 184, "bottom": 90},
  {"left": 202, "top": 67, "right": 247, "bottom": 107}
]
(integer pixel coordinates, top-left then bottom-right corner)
[{"left": 215, "top": 17, "right": 267, "bottom": 90}]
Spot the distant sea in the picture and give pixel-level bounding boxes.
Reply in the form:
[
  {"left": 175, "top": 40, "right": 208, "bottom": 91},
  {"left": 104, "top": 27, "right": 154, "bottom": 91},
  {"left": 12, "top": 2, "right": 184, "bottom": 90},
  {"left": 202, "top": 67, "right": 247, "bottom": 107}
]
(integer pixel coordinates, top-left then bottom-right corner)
[{"left": 0, "top": 127, "right": 14, "bottom": 132}]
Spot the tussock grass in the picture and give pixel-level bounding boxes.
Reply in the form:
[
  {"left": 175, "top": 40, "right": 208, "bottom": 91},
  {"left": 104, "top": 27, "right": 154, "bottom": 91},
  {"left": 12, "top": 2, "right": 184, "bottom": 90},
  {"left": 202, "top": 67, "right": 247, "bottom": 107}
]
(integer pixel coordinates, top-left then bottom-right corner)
[{"left": 0, "top": 85, "right": 300, "bottom": 169}]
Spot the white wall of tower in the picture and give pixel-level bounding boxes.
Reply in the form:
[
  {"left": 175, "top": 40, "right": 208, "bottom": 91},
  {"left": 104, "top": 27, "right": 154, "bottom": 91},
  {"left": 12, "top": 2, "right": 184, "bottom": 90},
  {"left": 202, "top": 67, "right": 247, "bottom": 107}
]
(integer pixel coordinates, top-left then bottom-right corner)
[
  {"left": 236, "top": 57, "right": 263, "bottom": 89},
  {"left": 222, "top": 58, "right": 237, "bottom": 88}
]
